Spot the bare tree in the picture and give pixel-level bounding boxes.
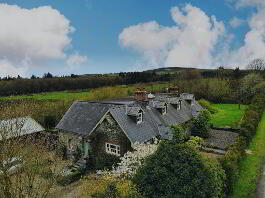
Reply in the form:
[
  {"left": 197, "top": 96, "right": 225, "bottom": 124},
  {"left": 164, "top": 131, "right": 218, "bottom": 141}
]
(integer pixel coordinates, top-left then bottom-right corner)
[
  {"left": 246, "top": 58, "right": 265, "bottom": 71},
  {"left": 0, "top": 103, "right": 63, "bottom": 198}
]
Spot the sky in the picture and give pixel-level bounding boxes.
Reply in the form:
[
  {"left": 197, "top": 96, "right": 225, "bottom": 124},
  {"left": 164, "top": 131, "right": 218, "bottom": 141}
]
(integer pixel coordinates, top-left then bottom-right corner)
[{"left": 0, "top": 0, "right": 264, "bottom": 77}]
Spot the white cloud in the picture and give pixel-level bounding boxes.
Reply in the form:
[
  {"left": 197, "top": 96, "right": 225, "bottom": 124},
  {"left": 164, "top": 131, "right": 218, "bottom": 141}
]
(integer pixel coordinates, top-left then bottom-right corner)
[
  {"left": 120, "top": 3, "right": 265, "bottom": 69},
  {"left": 233, "top": 0, "right": 265, "bottom": 8},
  {"left": 66, "top": 53, "right": 88, "bottom": 66},
  {"left": 216, "top": 1, "right": 265, "bottom": 67},
  {"left": 0, "top": 4, "right": 74, "bottom": 77},
  {"left": 229, "top": 17, "right": 245, "bottom": 28},
  {"left": 0, "top": 59, "right": 27, "bottom": 77},
  {"left": 224, "top": 8, "right": 265, "bottom": 66},
  {"left": 119, "top": 4, "right": 225, "bottom": 68}
]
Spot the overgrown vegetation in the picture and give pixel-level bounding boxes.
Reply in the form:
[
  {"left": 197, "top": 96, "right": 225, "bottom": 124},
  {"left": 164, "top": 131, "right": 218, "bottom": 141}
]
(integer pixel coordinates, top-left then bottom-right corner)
[
  {"left": 227, "top": 112, "right": 265, "bottom": 198},
  {"left": 221, "top": 94, "right": 265, "bottom": 197},
  {"left": 0, "top": 106, "right": 65, "bottom": 198},
  {"left": 199, "top": 99, "right": 219, "bottom": 113}
]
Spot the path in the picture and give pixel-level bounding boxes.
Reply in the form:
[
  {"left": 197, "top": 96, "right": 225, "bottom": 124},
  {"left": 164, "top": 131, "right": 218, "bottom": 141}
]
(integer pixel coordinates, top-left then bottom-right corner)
[
  {"left": 257, "top": 159, "right": 265, "bottom": 198},
  {"left": 256, "top": 113, "right": 265, "bottom": 198}
]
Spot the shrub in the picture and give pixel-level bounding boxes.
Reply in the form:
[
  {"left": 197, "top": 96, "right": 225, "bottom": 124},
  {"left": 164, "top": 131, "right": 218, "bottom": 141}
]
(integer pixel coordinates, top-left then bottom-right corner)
[
  {"left": 93, "top": 152, "right": 120, "bottom": 170},
  {"left": 57, "top": 170, "right": 82, "bottom": 186},
  {"left": 199, "top": 99, "right": 219, "bottom": 113},
  {"left": 250, "top": 94, "right": 265, "bottom": 116},
  {"left": 92, "top": 183, "right": 120, "bottom": 198},
  {"left": 219, "top": 137, "right": 246, "bottom": 195},
  {"left": 239, "top": 93, "right": 265, "bottom": 142},
  {"left": 191, "top": 109, "right": 211, "bottom": 138},
  {"left": 55, "top": 143, "right": 67, "bottom": 159},
  {"left": 80, "top": 175, "right": 145, "bottom": 198},
  {"left": 133, "top": 142, "right": 226, "bottom": 198},
  {"left": 171, "top": 124, "right": 186, "bottom": 144},
  {"left": 186, "top": 136, "right": 204, "bottom": 150}
]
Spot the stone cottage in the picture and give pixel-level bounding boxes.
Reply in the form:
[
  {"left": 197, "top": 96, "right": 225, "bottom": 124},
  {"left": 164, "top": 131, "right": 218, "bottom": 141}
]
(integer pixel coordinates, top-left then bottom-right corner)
[{"left": 56, "top": 91, "right": 203, "bottom": 161}]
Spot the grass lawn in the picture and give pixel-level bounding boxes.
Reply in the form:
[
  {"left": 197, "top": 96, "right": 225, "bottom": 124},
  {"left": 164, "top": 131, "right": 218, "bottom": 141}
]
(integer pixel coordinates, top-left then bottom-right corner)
[
  {"left": 210, "top": 104, "right": 247, "bottom": 128},
  {"left": 228, "top": 112, "right": 265, "bottom": 198}
]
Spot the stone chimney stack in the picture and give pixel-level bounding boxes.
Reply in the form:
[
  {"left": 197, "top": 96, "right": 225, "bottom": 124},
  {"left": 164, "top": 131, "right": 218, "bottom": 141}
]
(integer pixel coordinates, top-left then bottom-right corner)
[
  {"left": 168, "top": 85, "right": 180, "bottom": 96},
  {"left": 134, "top": 88, "right": 148, "bottom": 101}
]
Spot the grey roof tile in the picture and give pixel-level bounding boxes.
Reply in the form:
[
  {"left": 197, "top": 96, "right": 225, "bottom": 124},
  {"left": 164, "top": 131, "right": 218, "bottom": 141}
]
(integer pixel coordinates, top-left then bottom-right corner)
[
  {"left": 110, "top": 106, "right": 159, "bottom": 143},
  {"left": 204, "top": 129, "right": 239, "bottom": 150},
  {"left": 56, "top": 101, "right": 109, "bottom": 136},
  {"left": 56, "top": 93, "right": 203, "bottom": 143}
]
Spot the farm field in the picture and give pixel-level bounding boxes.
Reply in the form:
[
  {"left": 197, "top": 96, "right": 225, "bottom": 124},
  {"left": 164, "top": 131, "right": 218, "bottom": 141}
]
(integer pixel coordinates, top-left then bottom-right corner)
[
  {"left": 0, "top": 82, "right": 170, "bottom": 102},
  {"left": 210, "top": 104, "right": 247, "bottom": 128}
]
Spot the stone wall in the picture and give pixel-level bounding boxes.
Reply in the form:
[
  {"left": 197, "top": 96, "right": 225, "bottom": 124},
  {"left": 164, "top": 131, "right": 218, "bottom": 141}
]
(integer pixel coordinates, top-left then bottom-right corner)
[
  {"left": 58, "top": 131, "right": 83, "bottom": 159},
  {"left": 90, "top": 113, "right": 132, "bottom": 156}
]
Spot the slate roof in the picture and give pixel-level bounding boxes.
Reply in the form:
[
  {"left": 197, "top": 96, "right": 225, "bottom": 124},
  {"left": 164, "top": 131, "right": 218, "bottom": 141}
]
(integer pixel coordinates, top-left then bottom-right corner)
[
  {"left": 152, "top": 101, "right": 167, "bottom": 109},
  {"left": 56, "top": 101, "right": 109, "bottom": 136},
  {"left": 166, "top": 97, "right": 181, "bottom": 105},
  {"left": 191, "top": 101, "right": 204, "bottom": 112},
  {"left": 180, "top": 93, "right": 195, "bottom": 100},
  {"left": 56, "top": 93, "right": 203, "bottom": 143},
  {"left": 0, "top": 117, "right": 44, "bottom": 141},
  {"left": 110, "top": 106, "right": 159, "bottom": 143},
  {"left": 158, "top": 125, "right": 173, "bottom": 140},
  {"left": 204, "top": 129, "right": 239, "bottom": 150}
]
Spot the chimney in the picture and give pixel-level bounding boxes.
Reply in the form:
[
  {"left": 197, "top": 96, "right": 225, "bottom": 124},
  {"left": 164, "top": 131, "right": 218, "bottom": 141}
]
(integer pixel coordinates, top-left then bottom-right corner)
[
  {"left": 134, "top": 88, "right": 148, "bottom": 101},
  {"left": 168, "top": 85, "right": 180, "bottom": 96}
]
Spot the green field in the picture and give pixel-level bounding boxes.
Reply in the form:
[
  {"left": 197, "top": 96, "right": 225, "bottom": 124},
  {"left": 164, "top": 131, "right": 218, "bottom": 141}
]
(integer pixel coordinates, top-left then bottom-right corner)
[
  {"left": 0, "top": 90, "right": 94, "bottom": 101},
  {"left": 0, "top": 82, "right": 170, "bottom": 102},
  {"left": 210, "top": 104, "right": 247, "bottom": 128},
  {"left": 228, "top": 112, "right": 265, "bottom": 198}
]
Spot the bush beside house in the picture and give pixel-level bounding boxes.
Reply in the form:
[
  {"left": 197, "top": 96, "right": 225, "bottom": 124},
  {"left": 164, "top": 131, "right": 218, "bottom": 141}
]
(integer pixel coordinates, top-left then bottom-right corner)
[
  {"left": 191, "top": 109, "right": 211, "bottom": 138},
  {"left": 133, "top": 141, "right": 226, "bottom": 198}
]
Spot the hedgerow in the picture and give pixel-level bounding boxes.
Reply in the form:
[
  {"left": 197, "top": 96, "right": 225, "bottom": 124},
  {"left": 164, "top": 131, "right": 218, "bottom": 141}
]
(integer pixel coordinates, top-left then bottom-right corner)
[{"left": 239, "top": 94, "right": 265, "bottom": 143}]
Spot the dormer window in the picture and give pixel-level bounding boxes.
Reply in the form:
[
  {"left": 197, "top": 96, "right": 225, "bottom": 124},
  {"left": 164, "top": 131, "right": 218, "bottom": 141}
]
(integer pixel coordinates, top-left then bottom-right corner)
[
  {"left": 169, "top": 99, "right": 181, "bottom": 110},
  {"left": 153, "top": 101, "right": 167, "bottom": 115},
  {"left": 126, "top": 106, "right": 143, "bottom": 124},
  {"left": 137, "top": 112, "right": 143, "bottom": 124}
]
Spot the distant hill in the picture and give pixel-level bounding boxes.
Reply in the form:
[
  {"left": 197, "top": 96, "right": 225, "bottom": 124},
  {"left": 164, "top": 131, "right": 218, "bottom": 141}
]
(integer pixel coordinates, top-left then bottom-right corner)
[{"left": 145, "top": 67, "right": 196, "bottom": 73}]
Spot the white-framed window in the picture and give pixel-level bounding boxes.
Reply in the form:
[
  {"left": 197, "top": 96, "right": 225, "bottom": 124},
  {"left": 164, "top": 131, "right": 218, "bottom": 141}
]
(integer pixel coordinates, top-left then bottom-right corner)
[
  {"left": 105, "top": 143, "right": 120, "bottom": 156},
  {"left": 136, "top": 112, "right": 143, "bottom": 124}
]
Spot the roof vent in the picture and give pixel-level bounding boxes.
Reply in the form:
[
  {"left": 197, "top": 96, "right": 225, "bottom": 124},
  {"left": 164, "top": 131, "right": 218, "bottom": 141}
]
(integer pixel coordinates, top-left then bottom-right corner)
[{"left": 148, "top": 93, "right": 155, "bottom": 99}]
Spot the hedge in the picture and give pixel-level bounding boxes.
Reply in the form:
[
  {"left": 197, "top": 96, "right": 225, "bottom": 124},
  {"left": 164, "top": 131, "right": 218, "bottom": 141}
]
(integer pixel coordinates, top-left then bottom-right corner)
[{"left": 221, "top": 93, "right": 265, "bottom": 196}]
